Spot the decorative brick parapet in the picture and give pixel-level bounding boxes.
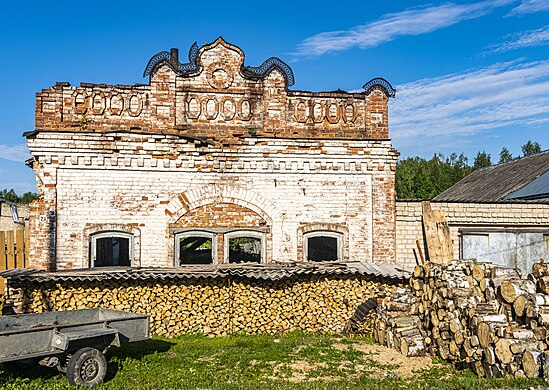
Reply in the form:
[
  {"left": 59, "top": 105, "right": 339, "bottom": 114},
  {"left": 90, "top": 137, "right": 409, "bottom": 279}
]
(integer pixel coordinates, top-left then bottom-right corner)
[{"left": 34, "top": 38, "right": 394, "bottom": 142}]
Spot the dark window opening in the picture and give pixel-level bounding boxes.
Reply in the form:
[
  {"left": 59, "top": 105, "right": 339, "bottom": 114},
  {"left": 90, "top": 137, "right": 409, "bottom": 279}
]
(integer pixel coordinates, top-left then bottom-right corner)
[
  {"left": 94, "top": 237, "right": 131, "bottom": 267},
  {"left": 180, "top": 236, "right": 213, "bottom": 265},
  {"left": 228, "top": 237, "right": 261, "bottom": 263},
  {"left": 307, "top": 236, "right": 339, "bottom": 262}
]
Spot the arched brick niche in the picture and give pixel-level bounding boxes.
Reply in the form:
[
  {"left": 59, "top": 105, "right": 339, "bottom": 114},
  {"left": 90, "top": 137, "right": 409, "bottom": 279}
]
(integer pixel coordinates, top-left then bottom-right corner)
[
  {"left": 297, "top": 223, "right": 349, "bottom": 262},
  {"left": 169, "top": 203, "right": 271, "bottom": 265},
  {"left": 164, "top": 185, "right": 276, "bottom": 226},
  {"left": 172, "top": 203, "right": 267, "bottom": 229}
]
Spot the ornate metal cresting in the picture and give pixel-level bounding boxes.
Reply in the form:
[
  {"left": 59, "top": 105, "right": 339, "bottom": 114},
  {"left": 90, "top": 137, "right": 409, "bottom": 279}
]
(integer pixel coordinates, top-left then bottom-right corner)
[
  {"left": 143, "top": 40, "right": 395, "bottom": 97},
  {"left": 362, "top": 78, "right": 396, "bottom": 98},
  {"left": 143, "top": 42, "right": 199, "bottom": 78},
  {"left": 241, "top": 57, "right": 295, "bottom": 86},
  {"left": 143, "top": 41, "right": 295, "bottom": 87},
  {"left": 177, "top": 42, "right": 199, "bottom": 74}
]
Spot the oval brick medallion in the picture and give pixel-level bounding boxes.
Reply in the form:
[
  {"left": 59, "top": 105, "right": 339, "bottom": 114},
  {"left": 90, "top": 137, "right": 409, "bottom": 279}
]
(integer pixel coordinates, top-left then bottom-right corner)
[
  {"left": 295, "top": 101, "right": 308, "bottom": 123},
  {"left": 109, "top": 93, "right": 124, "bottom": 116},
  {"left": 222, "top": 99, "right": 236, "bottom": 121},
  {"left": 326, "top": 102, "right": 340, "bottom": 124},
  {"left": 239, "top": 99, "right": 253, "bottom": 121},
  {"left": 313, "top": 102, "right": 324, "bottom": 123},
  {"left": 73, "top": 91, "right": 87, "bottom": 114},
  {"left": 343, "top": 103, "right": 356, "bottom": 123},
  {"left": 204, "top": 98, "right": 219, "bottom": 120},
  {"left": 127, "top": 93, "right": 143, "bottom": 117},
  {"left": 91, "top": 91, "right": 105, "bottom": 115},
  {"left": 187, "top": 97, "right": 201, "bottom": 119}
]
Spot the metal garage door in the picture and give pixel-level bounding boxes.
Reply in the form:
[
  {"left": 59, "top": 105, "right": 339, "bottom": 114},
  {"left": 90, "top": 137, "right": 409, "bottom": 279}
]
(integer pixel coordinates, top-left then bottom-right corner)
[{"left": 461, "top": 230, "right": 549, "bottom": 275}]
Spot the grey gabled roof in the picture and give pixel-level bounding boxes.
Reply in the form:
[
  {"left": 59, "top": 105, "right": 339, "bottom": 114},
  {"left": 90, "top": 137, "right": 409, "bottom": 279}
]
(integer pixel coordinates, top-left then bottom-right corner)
[{"left": 433, "top": 150, "right": 549, "bottom": 203}]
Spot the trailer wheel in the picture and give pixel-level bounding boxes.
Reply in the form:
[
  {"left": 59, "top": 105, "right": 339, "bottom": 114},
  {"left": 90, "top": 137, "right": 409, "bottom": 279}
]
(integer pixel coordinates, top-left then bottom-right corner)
[{"left": 66, "top": 347, "right": 107, "bottom": 388}]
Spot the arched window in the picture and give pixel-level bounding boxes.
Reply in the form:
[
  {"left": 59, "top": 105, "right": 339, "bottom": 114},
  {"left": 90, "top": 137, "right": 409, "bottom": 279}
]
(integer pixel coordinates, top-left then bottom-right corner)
[
  {"left": 304, "top": 231, "right": 343, "bottom": 262},
  {"left": 224, "top": 231, "right": 265, "bottom": 264},
  {"left": 90, "top": 231, "right": 134, "bottom": 267},
  {"left": 175, "top": 231, "right": 216, "bottom": 265}
]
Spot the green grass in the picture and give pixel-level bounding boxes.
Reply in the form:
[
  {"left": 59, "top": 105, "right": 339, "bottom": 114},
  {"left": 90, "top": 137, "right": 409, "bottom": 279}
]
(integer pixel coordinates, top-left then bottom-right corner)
[{"left": 0, "top": 333, "right": 545, "bottom": 389}]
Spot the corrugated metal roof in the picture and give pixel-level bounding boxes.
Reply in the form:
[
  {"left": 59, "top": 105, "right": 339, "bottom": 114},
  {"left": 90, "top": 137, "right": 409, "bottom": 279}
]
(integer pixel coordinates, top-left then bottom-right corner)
[
  {"left": 506, "top": 170, "right": 549, "bottom": 201},
  {"left": 0, "top": 262, "right": 412, "bottom": 283},
  {"left": 433, "top": 150, "right": 549, "bottom": 203}
]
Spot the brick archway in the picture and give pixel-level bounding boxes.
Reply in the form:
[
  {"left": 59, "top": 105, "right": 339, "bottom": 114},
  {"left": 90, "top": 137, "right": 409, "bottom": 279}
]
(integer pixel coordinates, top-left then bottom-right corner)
[
  {"left": 165, "top": 185, "right": 276, "bottom": 226},
  {"left": 165, "top": 185, "right": 277, "bottom": 264}
]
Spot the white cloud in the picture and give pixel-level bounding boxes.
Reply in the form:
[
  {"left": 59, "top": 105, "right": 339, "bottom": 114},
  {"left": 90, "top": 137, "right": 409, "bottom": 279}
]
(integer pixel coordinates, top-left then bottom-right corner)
[
  {"left": 390, "top": 60, "right": 549, "bottom": 147},
  {"left": 0, "top": 144, "right": 31, "bottom": 163},
  {"left": 510, "top": 0, "right": 549, "bottom": 14},
  {"left": 295, "top": 0, "right": 514, "bottom": 56},
  {"left": 488, "top": 25, "right": 549, "bottom": 52}
]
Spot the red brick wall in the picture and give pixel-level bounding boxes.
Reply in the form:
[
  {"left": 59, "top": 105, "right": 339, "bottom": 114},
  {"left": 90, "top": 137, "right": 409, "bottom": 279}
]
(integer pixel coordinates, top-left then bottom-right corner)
[
  {"left": 173, "top": 203, "right": 267, "bottom": 228},
  {"left": 34, "top": 39, "right": 391, "bottom": 142}
]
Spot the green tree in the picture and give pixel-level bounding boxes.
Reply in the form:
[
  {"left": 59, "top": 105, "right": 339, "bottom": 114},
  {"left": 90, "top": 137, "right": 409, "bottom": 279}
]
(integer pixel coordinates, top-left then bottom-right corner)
[
  {"left": 521, "top": 140, "right": 541, "bottom": 156},
  {"left": 499, "top": 147, "right": 513, "bottom": 164},
  {"left": 473, "top": 151, "right": 492, "bottom": 169},
  {"left": 395, "top": 153, "right": 473, "bottom": 199},
  {"left": 0, "top": 189, "right": 38, "bottom": 203},
  {"left": 0, "top": 189, "right": 19, "bottom": 202},
  {"left": 19, "top": 192, "right": 39, "bottom": 203}
]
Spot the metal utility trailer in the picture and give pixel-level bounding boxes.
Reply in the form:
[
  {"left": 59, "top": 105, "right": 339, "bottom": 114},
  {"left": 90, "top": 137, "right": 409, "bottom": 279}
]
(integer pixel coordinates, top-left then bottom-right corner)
[{"left": 0, "top": 308, "right": 149, "bottom": 387}]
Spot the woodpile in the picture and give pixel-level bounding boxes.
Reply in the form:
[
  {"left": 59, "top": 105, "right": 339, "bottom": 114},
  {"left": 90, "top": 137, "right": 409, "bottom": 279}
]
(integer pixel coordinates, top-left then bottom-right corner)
[
  {"left": 375, "top": 287, "right": 425, "bottom": 357},
  {"left": 376, "top": 260, "right": 549, "bottom": 378},
  {"left": 7, "top": 275, "right": 400, "bottom": 337}
]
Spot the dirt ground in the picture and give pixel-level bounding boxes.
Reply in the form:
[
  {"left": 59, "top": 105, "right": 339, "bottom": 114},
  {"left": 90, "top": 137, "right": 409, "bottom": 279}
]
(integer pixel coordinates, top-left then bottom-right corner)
[
  {"left": 274, "top": 340, "right": 434, "bottom": 383},
  {"left": 342, "top": 342, "right": 434, "bottom": 378}
]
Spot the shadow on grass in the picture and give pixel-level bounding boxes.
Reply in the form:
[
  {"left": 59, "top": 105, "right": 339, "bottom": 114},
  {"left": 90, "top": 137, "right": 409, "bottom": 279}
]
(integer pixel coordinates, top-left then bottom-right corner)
[
  {"left": 0, "top": 360, "right": 61, "bottom": 382},
  {"left": 0, "top": 339, "right": 175, "bottom": 385},
  {"left": 108, "top": 338, "right": 175, "bottom": 360},
  {"left": 104, "top": 338, "right": 175, "bottom": 382}
]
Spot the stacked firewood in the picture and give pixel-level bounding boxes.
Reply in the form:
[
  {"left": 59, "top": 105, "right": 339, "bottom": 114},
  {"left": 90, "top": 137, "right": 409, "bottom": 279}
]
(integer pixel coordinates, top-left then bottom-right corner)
[
  {"left": 375, "top": 287, "right": 426, "bottom": 357},
  {"left": 376, "top": 260, "right": 549, "bottom": 378},
  {"left": 7, "top": 275, "right": 400, "bottom": 337}
]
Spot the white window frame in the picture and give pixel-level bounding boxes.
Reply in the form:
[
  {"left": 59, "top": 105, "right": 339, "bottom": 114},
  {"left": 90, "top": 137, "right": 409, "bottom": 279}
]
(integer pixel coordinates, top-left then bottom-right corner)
[
  {"left": 90, "top": 231, "right": 134, "bottom": 267},
  {"left": 304, "top": 231, "right": 343, "bottom": 262},
  {"left": 224, "top": 230, "right": 266, "bottom": 264},
  {"left": 175, "top": 231, "right": 217, "bottom": 266}
]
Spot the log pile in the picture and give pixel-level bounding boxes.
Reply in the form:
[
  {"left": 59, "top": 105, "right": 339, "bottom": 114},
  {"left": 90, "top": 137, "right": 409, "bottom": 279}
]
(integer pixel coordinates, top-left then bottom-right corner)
[
  {"left": 376, "top": 260, "right": 549, "bottom": 378},
  {"left": 375, "top": 287, "right": 425, "bottom": 357},
  {"left": 6, "top": 275, "right": 400, "bottom": 337}
]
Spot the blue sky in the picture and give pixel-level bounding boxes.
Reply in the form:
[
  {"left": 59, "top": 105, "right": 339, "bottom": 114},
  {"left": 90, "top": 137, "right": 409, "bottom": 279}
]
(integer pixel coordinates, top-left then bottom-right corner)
[{"left": 1, "top": 0, "right": 548, "bottom": 193}]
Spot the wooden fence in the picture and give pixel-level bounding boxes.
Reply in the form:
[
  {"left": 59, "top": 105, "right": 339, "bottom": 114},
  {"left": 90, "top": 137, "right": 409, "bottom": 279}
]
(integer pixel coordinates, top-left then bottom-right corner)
[{"left": 0, "top": 229, "right": 30, "bottom": 298}]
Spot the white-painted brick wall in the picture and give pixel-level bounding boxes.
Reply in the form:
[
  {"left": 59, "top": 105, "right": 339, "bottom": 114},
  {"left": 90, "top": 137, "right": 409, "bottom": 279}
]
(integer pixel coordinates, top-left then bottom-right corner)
[{"left": 28, "top": 132, "right": 397, "bottom": 270}]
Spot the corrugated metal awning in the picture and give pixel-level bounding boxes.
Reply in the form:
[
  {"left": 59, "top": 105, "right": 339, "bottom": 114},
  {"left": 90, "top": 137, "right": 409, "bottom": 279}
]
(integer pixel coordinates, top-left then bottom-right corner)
[{"left": 0, "top": 262, "right": 412, "bottom": 283}]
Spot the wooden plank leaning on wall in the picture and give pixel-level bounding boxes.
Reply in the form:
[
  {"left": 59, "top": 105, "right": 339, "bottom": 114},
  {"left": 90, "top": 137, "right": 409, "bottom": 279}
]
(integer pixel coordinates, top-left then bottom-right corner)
[{"left": 421, "top": 201, "right": 454, "bottom": 265}]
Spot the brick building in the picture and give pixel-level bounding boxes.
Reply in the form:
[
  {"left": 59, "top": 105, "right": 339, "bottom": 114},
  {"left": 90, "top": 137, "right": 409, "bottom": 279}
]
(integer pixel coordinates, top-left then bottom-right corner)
[
  {"left": 396, "top": 151, "right": 549, "bottom": 274},
  {"left": 26, "top": 37, "right": 398, "bottom": 271}
]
